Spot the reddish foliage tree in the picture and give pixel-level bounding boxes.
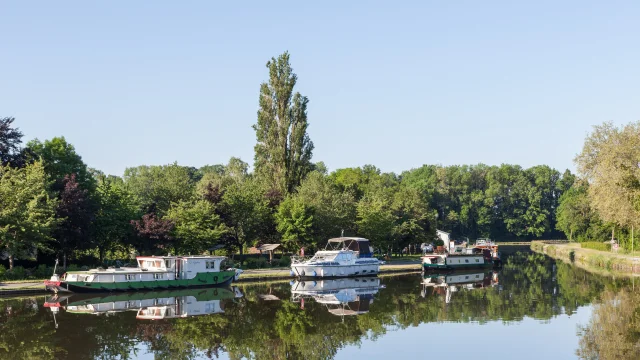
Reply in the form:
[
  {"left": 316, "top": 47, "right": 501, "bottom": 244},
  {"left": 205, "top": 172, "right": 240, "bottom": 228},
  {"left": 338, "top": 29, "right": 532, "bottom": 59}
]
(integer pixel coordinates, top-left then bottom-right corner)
[
  {"left": 55, "top": 174, "right": 94, "bottom": 268},
  {"left": 131, "top": 213, "right": 175, "bottom": 254}
]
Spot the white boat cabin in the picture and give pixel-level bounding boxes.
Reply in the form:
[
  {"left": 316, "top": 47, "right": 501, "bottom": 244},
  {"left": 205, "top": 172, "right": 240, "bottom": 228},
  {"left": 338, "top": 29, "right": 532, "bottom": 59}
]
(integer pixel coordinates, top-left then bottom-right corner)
[{"left": 63, "top": 256, "right": 230, "bottom": 283}]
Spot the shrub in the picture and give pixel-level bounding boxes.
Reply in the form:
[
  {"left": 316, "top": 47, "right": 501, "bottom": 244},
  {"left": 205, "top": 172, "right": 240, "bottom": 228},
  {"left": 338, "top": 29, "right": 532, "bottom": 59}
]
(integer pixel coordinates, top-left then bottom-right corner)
[
  {"left": 569, "top": 250, "right": 575, "bottom": 263},
  {"left": 581, "top": 242, "right": 611, "bottom": 252},
  {"left": 33, "top": 264, "right": 54, "bottom": 279},
  {"left": 434, "top": 239, "right": 445, "bottom": 247},
  {"left": 4, "top": 266, "right": 27, "bottom": 280},
  {"left": 244, "top": 257, "right": 268, "bottom": 269},
  {"left": 278, "top": 256, "right": 291, "bottom": 267},
  {"left": 65, "top": 264, "right": 82, "bottom": 272}
]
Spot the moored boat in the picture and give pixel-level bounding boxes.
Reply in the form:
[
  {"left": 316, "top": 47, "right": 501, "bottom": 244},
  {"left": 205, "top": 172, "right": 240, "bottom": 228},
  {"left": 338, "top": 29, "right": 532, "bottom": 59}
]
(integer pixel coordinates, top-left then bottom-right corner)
[
  {"left": 421, "top": 238, "right": 502, "bottom": 271},
  {"left": 290, "top": 237, "right": 382, "bottom": 278},
  {"left": 44, "top": 255, "right": 243, "bottom": 293}
]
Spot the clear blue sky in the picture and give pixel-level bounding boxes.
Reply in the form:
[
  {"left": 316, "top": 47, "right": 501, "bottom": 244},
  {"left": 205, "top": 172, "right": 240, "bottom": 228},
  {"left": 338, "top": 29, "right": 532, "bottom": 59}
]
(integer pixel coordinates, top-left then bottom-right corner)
[{"left": 3, "top": 1, "right": 639, "bottom": 176}]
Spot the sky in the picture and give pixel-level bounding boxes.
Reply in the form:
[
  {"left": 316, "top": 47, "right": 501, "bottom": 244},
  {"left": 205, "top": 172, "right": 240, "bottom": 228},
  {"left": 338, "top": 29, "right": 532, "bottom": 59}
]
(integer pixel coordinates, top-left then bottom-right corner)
[{"left": 3, "top": 1, "right": 640, "bottom": 176}]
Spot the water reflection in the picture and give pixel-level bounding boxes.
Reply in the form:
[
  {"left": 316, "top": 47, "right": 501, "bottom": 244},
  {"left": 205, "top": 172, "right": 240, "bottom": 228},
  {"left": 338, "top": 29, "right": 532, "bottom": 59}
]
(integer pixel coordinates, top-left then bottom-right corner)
[
  {"left": 45, "top": 287, "right": 243, "bottom": 320},
  {"left": 0, "top": 251, "right": 638, "bottom": 360},
  {"left": 420, "top": 270, "right": 499, "bottom": 303},
  {"left": 290, "top": 277, "right": 384, "bottom": 317}
]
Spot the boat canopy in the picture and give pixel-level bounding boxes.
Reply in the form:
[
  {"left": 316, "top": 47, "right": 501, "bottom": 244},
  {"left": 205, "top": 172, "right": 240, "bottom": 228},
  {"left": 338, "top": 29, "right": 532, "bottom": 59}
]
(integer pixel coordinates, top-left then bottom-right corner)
[{"left": 326, "top": 237, "right": 373, "bottom": 258}]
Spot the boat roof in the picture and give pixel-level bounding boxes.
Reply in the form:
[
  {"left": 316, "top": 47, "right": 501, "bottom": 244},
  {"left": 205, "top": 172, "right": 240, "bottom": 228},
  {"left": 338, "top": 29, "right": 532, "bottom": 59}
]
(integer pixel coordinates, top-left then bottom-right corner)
[{"left": 327, "top": 237, "right": 369, "bottom": 243}]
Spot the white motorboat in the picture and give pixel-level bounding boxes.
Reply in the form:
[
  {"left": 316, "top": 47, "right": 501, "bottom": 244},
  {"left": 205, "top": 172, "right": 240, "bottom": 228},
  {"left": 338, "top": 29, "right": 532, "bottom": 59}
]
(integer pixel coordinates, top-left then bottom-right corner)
[{"left": 290, "top": 237, "right": 382, "bottom": 278}]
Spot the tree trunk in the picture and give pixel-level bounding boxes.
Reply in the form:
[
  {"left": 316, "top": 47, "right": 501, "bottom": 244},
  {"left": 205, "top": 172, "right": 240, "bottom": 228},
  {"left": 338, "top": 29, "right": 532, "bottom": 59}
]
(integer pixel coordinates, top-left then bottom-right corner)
[
  {"left": 8, "top": 254, "right": 14, "bottom": 270},
  {"left": 570, "top": 229, "right": 573, "bottom": 242},
  {"left": 632, "top": 225, "right": 634, "bottom": 253},
  {"left": 63, "top": 252, "right": 67, "bottom": 270},
  {"left": 99, "top": 247, "right": 105, "bottom": 264}
]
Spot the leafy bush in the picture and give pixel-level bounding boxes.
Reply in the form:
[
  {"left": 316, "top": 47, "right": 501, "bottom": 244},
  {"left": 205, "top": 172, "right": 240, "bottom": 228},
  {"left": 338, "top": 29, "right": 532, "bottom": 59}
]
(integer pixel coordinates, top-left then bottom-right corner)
[
  {"left": 4, "top": 266, "right": 27, "bottom": 280},
  {"left": 434, "top": 239, "right": 445, "bottom": 247},
  {"left": 244, "top": 257, "right": 268, "bottom": 269},
  {"left": 66, "top": 264, "right": 82, "bottom": 272},
  {"left": 278, "top": 256, "right": 291, "bottom": 267},
  {"left": 33, "top": 264, "right": 54, "bottom": 279},
  {"left": 581, "top": 242, "right": 611, "bottom": 252}
]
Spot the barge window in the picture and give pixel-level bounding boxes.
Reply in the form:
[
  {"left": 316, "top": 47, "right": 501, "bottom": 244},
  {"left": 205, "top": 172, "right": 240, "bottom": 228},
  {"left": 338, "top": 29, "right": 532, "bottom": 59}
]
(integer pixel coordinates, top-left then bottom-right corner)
[
  {"left": 154, "top": 273, "right": 163, "bottom": 280},
  {"left": 126, "top": 274, "right": 136, "bottom": 280},
  {"left": 465, "top": 259, "right": 469, "bottom": 263},
  {"left": 206, "top": 261, "right": 216, "bottom": 269},
  {"left": 476, "top": 259, "right": 480, "bottom": 263}
]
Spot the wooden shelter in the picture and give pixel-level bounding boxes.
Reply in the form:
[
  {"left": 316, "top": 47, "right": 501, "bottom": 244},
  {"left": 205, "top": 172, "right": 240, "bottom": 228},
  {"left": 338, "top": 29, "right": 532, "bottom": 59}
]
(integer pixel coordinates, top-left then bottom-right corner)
[{"left": 256, "top": 244, "right": 281, "bottom": 262}]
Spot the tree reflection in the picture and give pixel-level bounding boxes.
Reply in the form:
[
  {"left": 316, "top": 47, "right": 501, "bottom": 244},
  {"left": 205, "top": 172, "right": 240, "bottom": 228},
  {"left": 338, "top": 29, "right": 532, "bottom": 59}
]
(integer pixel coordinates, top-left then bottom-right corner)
[{"left": 577, "top": 288, "right": 640, "bottom": 360}]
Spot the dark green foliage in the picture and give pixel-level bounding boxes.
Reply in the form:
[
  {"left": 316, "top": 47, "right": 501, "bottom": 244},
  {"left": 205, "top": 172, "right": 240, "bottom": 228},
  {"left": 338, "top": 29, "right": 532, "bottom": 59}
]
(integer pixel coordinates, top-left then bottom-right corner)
[
  {"left": 243, "top": 257, "right": 268, "bottom": 269},
  {"left": 434, "top": 239, "right": 445, "bottom": 247},
  {"left": 3, "top": 266, "right": 27, "bottom": 280},
  {"left": 278, "top": 255, "right": 291, "bottom": 267},
  {"left": 0, "top": 117, "right": 26, "bottom": 167}
]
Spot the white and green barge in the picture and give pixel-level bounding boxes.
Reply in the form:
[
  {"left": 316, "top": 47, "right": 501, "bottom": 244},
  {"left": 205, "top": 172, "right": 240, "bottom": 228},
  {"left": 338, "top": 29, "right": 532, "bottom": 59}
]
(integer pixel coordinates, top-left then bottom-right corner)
[{"left": 44, "top": 256, "right": 243, "bottom": 293}]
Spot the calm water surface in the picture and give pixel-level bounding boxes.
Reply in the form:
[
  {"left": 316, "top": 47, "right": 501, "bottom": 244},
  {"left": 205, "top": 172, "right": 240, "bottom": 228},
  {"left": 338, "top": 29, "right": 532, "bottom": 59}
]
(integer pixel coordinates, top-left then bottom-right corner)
[{"left": 1, "top": 250, "right": 638, "bottom": 360}]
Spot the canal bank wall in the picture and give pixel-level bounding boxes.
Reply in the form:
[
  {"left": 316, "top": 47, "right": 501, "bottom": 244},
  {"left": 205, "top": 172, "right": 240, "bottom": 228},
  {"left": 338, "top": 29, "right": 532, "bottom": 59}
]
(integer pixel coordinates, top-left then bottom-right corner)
[{"left": 531, "top": 241, "right": 640, "bottom": 275}]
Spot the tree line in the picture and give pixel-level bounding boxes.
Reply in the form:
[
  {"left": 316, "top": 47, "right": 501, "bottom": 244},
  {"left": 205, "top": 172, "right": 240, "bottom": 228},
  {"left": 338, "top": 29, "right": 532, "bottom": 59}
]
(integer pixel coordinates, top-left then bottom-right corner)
[{"left": 1, "top": 52, "right": 579, "bottom": 270}]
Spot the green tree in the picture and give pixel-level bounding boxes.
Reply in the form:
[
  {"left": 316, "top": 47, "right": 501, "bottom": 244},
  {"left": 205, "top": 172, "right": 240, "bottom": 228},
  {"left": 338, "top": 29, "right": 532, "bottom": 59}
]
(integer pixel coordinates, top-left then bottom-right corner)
[
  {"left": 0, "top": 162, "right": 57, "bottom": 269},
  {"left": 253, "top": 51, "right": 314, "bottom": 194},
  {"left": 356, "top": 191, "right": 395, "bottom": 252},
  {"left": 0, "top": 117, "right": 27, "bottom": 167},
  {"left": 275, "top": 196, "right": 314, "bottom": 251},
  {"left": 220, "top": 179, "right": 271, "bottom": 254},
  {"left": 91, "top": 175, "right": 138, "bottom": 262},
  {"left": 26, "top": 137, "right": 95, "bottom": 191},
  {"left": 294, "top": 171, "right": 357, "bottom": 243},
  {"left": 556, "top": 181, "right": 593, "bottom": 241},
  {"left": 575, "top": 121, "right": 640, "bottom": 246},
  {"left": 167, "top": 200, "right": 226, "bottom": 254},
  {"left": 123, "top": 163, "right": 195, "bottom": 215}
]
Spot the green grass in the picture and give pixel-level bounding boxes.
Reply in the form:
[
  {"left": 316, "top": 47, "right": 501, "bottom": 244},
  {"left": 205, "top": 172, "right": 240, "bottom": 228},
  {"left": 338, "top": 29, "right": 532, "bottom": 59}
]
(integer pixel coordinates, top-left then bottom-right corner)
[{"left": 581, "top": 242, "right": 612, "bottom": 251}]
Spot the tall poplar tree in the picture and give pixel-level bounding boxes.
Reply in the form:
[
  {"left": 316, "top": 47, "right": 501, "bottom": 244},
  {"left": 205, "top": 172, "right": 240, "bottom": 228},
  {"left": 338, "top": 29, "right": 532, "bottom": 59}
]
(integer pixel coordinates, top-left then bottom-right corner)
[{"left": 253, "top": 52, "right": 314, "bottom": 194}]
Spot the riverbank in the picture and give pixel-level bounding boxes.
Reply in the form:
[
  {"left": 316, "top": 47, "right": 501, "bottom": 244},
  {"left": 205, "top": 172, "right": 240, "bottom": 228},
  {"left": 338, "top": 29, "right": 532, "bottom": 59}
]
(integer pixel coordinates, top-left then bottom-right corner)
[
  {"left": 0, "top": 262, "right": 421, "bottom": 296},
  {"left": 531, "top": 241, "right": 640, "bottom": 276}
]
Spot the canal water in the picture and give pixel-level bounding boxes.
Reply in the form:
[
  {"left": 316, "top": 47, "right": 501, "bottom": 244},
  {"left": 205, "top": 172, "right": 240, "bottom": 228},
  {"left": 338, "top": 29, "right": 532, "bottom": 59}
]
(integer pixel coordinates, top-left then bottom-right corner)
[{"left": 1, "top": 249, "right": 638, "bottom": 360}]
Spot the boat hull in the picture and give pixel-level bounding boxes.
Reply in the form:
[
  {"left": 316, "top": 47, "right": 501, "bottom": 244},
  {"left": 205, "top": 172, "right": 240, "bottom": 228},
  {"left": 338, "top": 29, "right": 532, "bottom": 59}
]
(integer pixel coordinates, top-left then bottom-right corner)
[
  {"left": 291, "top": 263, "right": 380, "bottom": 278},
  {"left": 46, "top": 270, "right": 236, "bottom": 293}
]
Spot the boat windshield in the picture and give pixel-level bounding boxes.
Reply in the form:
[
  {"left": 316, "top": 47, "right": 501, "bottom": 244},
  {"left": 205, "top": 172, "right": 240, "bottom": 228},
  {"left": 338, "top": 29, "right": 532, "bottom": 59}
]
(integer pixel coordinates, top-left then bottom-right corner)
[{"left": 311, "top": 252, "right": 336, "bottom": 261}]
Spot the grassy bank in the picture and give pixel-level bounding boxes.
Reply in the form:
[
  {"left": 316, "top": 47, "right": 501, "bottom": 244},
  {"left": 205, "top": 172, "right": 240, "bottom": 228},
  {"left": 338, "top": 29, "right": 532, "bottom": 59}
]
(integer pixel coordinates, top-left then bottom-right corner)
[{"left": 531, "top": 241, "right": 640, "bottom": 275}]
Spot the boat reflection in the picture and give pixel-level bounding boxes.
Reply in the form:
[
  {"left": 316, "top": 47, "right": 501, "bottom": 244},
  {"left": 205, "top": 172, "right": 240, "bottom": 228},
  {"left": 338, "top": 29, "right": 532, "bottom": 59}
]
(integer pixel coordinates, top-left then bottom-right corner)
[
  {"left": 290, "top": 277, "right": 384, "bottom": 317},
  {"left": 44, "top": 287, "right": 243, "bottom": 322},
  {"left": 420, "top": 270, "right": 499, "bottom": 303}
]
